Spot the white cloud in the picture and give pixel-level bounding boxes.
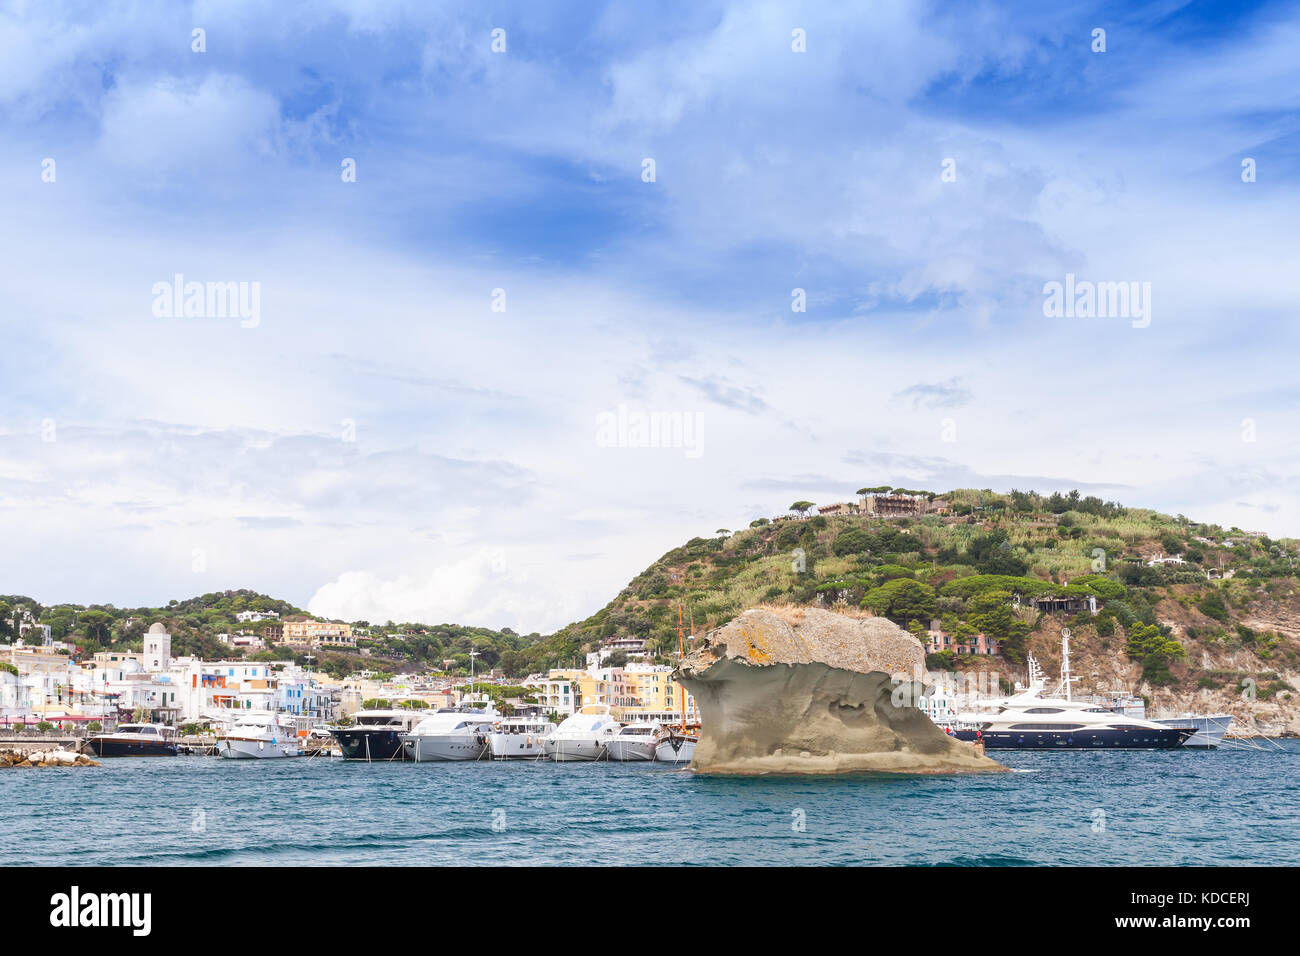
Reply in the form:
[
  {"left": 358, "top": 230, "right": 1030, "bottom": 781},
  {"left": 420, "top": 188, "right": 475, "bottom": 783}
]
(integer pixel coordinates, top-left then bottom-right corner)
[
  {"left": 307, "top": 547, "right": 590, "bottom": 633},
  {"left": 4, "top": 1, "right": 1300, "bottom": 635},
  {"left": 97, "top": 73, "right": 280, "bottom": 176}
]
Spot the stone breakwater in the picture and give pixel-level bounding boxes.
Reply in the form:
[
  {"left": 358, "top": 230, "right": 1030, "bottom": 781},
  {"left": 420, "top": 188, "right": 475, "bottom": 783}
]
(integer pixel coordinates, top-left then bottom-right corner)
[
  {"left": 676, "top": 606, "right": 1006, "bottom": 775},
  {"left": 1, "top": 748, "right": 100, "bottom": 768}
]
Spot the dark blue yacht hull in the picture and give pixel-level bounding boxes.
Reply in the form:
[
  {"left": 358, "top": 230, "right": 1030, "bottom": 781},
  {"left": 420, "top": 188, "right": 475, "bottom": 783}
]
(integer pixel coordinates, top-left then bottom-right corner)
[
  {"left": 952, "top": 726, "right": 1193, "bottom": 749},
  {"left": 83, "top": 737, "right": 178, "bottom": 757},
  {"left": 330, "top": 728, "right": 409, "bottom": 760}
]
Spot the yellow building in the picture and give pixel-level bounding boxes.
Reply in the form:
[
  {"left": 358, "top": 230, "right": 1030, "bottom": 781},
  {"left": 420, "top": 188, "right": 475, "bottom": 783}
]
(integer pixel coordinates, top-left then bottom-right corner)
[
  {"left": 527, "top": 665, "right": 699, "bottom": 723},
  {"left": 277, "top": 617, "right": 353, "bottom": 647},
  {"left": 612, "top": 664, "right": 699, "bottom": 724}
]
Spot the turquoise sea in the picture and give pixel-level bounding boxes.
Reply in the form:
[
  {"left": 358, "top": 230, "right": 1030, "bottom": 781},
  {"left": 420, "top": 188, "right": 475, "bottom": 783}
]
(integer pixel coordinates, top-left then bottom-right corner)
[{"left": 5, "top": 742, "right": 1298, "bottom": 866}]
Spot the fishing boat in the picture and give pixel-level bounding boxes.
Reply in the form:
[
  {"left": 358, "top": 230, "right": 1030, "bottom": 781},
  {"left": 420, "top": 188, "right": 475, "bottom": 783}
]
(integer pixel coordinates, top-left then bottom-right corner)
[{"left": 653, "top": 725, "right": 699, "bottom": 764}]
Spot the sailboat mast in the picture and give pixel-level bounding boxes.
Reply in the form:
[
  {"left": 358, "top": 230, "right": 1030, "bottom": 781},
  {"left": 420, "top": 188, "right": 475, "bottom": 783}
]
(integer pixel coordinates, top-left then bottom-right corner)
[{"left": 677, "top": 603, "right": 686, "bottom": 731}]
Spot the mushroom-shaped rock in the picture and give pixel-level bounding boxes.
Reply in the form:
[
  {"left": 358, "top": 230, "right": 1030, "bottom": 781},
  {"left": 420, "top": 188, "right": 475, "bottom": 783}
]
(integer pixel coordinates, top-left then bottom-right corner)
[{"left": 675, "top": 607, "right": 1004, "bottom": 775}]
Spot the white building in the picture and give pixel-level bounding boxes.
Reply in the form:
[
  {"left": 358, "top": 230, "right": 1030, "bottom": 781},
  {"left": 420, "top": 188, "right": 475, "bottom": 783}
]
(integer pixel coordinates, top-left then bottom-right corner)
[
  {"left": 0, "top": 669, "right": 35, "bottom": 725},
  {"left": 235, "top": 610, "right": 280, "bottom": 623},
  {"left": 523, "top": 674, "right": 577, "bottom": 717},
  {"left": 143, "top": 623, "right": 172, "bottom": 670}
]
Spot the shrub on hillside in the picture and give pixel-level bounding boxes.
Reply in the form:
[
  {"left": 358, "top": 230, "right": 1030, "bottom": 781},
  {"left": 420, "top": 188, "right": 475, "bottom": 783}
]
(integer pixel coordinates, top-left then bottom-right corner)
[
  {"left": 1199, "top": 589, "right": 1229, "bottom": 622},
  {"left": 873, "top": 564, "right": 915, "bottom": 582},
  {"left": 1125, "top": 622, "right": 1185, "bottom": 685},
  {"left": 861, "top": 579, "right": 937, "bottom": 625},
  {"left": 1070, "top": 574, "right": 1127, "bottom": 601},
  {"left": 832, "top": 528, "right": 873, "bottom": 556}
]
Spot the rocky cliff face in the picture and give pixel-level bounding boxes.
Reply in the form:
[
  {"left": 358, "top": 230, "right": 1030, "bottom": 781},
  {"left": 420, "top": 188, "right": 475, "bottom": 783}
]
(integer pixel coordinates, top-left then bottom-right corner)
[{"left": 675, "top": 606, "right": 1004, "bottom": 774}]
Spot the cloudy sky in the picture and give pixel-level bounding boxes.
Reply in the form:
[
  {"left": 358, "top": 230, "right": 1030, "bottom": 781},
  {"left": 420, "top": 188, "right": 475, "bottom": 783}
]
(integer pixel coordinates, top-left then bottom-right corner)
[{"left": 2, "top": 0, "right": 1298, "bottom": 632}]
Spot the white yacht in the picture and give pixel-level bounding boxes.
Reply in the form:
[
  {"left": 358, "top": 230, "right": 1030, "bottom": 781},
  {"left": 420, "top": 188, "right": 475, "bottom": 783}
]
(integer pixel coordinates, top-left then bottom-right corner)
[
  {"left": 217, "top": 711, "right": 301, "bottom": 759},
  {"left": 605, "top": 721, "right": 661, "bottom": 761},
  {"left": 400, "top": 706, "right": 499, "bottom": 762},
  {"left": 542, "top": 704, "right": 620, "bottom": 761},
  {"left": 1152, "top": 713, "right": 1234, "bottom": 748},
  {"left": 947, "top": 641, "right": 1194, "bottom": 750},
  {"left": 653, "top": 726, "right": 698, "bottom": 764},
  {"left": 487, "top": 713, "right": 557, "bottom": 760},
  {"left": 951, "top": 691, "right": 1194, "bottom": 749}
]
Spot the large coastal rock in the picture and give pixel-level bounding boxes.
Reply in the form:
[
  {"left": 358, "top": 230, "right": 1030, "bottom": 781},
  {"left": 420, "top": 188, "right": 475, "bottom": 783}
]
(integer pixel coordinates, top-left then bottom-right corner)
[{"left": 675, "top": 607, "right": 1004, "bottom": 774}]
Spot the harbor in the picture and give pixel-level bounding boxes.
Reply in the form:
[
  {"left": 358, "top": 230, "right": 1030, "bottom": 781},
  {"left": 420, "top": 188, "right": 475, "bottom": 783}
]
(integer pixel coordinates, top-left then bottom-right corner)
[
  {"left": 3, "top": 621, "right": 1283, "bottom": 770},
  {"left": 3, "top": 742, "right": 1298, "bottom": 866}
]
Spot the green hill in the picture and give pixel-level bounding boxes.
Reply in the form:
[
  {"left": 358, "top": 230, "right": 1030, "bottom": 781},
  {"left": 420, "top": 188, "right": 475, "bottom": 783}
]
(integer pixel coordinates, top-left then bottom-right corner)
[
  {"left": 0, "top": 589, "right": 534, "bottom": 680},
  {"left": 526, "top": 488, "right": 1300, "bottom": 724},
  {"left": 7, "top": 488, "right": 1300, "bottom": 728}
]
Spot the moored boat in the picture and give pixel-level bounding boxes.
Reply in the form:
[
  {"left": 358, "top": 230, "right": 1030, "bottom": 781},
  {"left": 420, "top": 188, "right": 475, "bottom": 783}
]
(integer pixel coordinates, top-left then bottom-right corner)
[
  {"left": 401, "top": 706, "right": 499, "bottom": 762},
  {"left": 653, "top": 727, "right": 698, "bottom": 764},
  {"left": 654, "top": 604, "right": 700, "bottom": 765},
  {"left": 605, "top": 721, "right": 660, "bottom": 761},
  {"left": 950, "top": 697, "right": 1194, "bottom": 749},
  {"left": 82, "top": 723, "right": 178, "bottom": 757},
  {"left": 217, "top": 711, "right": 301, "bottom": 759},
  {"left": 487, "top": 713, "right": 556, "bottom": 760},
  {"left": 542, "top": 704, "right": 620, "bottom": 761},
  {"left": 1152, "top": 713, "right": 1234, "bottom": 748},
  {"left": 329, "top": 709, "right": 425, "bottom": 761}
]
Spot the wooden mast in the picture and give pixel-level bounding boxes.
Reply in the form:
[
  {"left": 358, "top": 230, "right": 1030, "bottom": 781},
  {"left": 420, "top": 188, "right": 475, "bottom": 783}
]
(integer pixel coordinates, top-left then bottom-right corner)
[{"left": 676, "top": 603, "right": 687, "bottom": 732}]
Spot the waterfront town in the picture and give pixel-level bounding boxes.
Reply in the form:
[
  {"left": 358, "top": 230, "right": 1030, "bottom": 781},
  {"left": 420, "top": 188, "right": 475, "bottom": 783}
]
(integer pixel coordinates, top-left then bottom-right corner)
[{"left": 0, "top": 617, "right": 698, "bottom": 735}]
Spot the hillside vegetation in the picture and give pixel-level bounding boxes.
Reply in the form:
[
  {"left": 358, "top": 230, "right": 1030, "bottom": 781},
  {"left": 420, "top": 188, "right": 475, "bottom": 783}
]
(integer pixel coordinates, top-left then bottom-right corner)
[
  {"left": 7, "top": 489, "right": 1300, "bottom": 730},
  {"left": 530, "top": 488, "right": 1300, "bottom": 728},
  {"left": 0, "top": 588, "right": 535, "bottom": 680}
]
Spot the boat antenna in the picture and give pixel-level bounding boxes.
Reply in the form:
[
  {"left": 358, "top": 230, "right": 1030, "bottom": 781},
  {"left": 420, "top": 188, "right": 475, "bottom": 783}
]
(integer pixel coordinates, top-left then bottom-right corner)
[{"left": 1060, "top": 629, "right": 1078, "bottom": 701}]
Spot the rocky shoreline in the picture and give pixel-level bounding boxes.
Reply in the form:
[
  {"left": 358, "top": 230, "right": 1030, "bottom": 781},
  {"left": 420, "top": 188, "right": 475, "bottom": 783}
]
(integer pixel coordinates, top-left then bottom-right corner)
[{"left": 1, "top": 748, "right": 100, "bottom": 768}]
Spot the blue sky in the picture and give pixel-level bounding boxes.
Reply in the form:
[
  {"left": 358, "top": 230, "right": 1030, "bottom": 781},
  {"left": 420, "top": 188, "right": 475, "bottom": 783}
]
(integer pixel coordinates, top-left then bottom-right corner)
[{"left": 2, "top": 0, "right": 1298, "bottom": 631}]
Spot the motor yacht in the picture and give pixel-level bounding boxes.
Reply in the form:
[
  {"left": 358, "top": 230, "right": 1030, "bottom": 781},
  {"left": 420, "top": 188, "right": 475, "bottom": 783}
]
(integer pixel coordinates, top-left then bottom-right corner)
[
  {"left": 604, "top": 721, "right": 661, "bottom": 761},
  {"left": 541, "top": 704, "right": 620, "bottom": 761},
  {"left": 1152, "top": 713, "right": 1234, "bottom": 748},
  {"left": 217, "top": 711, "right": 301, "bottom": 759},
  {"left": 82, "top": 723, "right": 178, "bottom": 757},
  {"left": 951, "top": 695, "right": 1194, "bottom": 749},
  {"left": 329, "top": 709, "right": 425, "bottom": 761},
  {"left": 400, "top": 706, "right": 500, "bottom": 762},
  {"left": 487, "top": 713, "right": 557, "bottom": 760}
]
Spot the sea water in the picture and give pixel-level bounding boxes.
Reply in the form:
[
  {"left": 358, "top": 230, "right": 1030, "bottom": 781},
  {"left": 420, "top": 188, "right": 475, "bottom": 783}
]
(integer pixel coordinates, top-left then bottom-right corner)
[{"left": 4, "top": 742, "right": 1297, "bottom": 865}]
